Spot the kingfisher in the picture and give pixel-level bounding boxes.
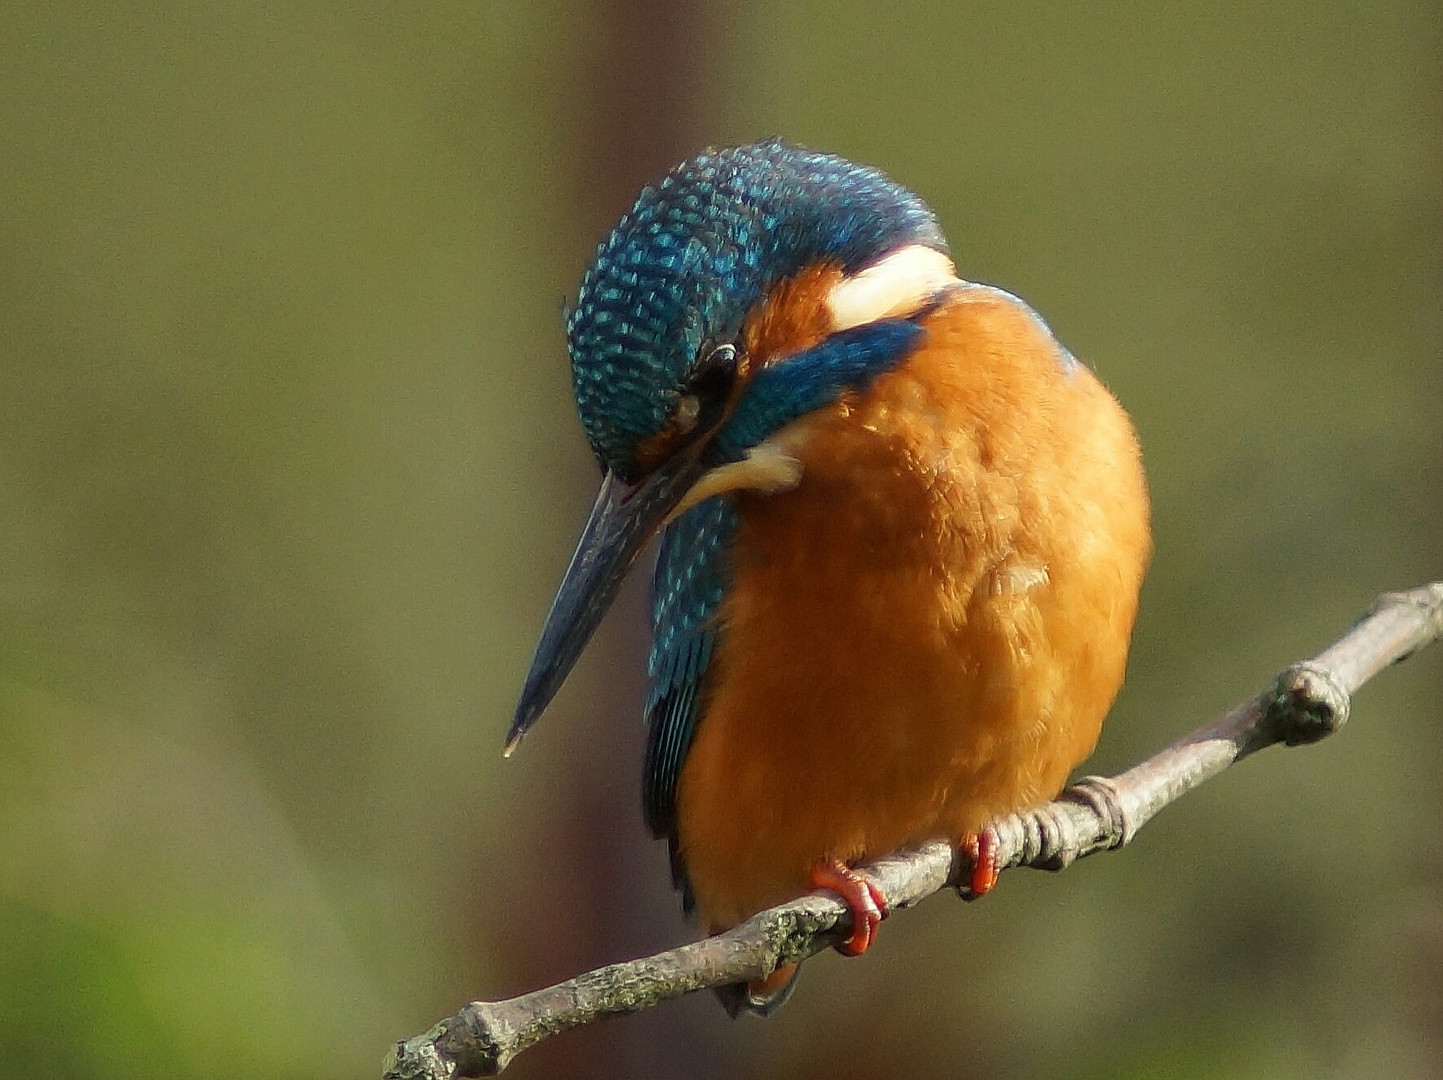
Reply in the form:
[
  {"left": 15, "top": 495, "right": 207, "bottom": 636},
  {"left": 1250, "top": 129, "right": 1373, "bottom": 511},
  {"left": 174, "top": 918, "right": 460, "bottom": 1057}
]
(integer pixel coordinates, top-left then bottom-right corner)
[{"left": 507, "top": 140, "right": 1151, "bottom": 1013}]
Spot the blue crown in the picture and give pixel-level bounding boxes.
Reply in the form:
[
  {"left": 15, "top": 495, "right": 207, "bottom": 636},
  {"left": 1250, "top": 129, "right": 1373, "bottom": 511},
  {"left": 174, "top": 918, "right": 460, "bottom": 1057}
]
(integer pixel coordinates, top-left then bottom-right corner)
[{"left": 565, "top": 140, "right": 948, "bottom": 478}]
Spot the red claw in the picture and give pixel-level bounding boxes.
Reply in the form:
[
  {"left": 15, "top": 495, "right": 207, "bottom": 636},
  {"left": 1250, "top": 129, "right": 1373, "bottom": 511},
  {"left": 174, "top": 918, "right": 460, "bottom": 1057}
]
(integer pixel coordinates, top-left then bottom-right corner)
[
  {"left": 960, "top": 828, "right": 1000, "bottom": 899},
  {"left": 809, "top": 859, "right": 890, "bottom": 956}
]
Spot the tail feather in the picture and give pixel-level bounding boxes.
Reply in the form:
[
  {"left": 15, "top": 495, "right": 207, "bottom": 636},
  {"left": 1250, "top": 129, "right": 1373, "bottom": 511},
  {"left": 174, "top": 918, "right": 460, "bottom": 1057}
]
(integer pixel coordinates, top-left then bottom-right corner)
[{"left": 713, "top": 962, "right": 799, "bottom": 1018}]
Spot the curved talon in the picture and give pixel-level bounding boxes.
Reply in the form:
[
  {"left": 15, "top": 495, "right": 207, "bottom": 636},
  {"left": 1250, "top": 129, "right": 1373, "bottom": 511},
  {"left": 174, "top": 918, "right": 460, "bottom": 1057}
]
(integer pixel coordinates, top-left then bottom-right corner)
[
  {"left": 960, "top": 828, "right": 1000, "bottom": 899},
  {"left": 809, "top": 859, "right": 889, "bottom": 956}
]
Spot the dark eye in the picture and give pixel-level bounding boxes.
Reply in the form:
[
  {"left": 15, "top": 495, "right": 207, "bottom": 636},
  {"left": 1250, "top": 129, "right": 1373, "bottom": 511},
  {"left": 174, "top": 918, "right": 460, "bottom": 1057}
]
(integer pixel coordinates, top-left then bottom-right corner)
[
  {"left": 687, "top": 343, "right": 739, "bottom": 428},
  {"left": 629, "top": 343, "right": 743, "bottom": 477},
  {"left": 695, "top": 342, "right": 737, "bottom": 379}
]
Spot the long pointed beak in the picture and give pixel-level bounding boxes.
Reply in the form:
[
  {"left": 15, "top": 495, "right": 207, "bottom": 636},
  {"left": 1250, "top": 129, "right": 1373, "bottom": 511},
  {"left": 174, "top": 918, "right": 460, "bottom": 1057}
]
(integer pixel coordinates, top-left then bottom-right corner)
[{"left": 507, "top": 452, "right": 708, "bottom": 754}]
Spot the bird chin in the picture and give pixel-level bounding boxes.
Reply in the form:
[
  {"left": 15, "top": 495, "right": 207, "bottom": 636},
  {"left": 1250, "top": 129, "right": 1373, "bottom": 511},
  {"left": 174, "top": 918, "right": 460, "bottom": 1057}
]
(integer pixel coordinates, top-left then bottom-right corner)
[{"left": 665, "top": 440, "right": 804, "bottom": 522}]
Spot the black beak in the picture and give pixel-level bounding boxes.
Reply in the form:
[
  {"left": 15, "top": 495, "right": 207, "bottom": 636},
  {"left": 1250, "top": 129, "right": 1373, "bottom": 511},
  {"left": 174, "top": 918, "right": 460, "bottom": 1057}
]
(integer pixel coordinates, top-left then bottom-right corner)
[{"left": 506, "top": 451, "right": 708, "bottom": 754}]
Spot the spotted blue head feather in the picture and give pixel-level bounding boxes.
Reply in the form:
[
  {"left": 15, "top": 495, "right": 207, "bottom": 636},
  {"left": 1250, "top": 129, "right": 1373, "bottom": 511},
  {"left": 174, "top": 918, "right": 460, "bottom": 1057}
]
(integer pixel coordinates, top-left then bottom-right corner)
[{"left": 566, "top": 139, "right": 948, "bottom": 480}]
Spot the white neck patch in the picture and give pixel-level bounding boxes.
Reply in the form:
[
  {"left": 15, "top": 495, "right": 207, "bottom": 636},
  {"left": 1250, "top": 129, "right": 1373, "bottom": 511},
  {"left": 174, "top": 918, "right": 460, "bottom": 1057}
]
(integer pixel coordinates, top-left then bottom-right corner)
[{"left": 825, "top": 244, "right": 959, "bottom": 332}]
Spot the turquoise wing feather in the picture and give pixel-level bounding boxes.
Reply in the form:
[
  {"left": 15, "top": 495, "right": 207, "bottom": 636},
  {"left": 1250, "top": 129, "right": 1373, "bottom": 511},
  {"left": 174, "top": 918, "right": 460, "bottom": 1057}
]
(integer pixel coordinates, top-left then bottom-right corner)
[{"left": 644, "top": 497, "right": 735, "bottom": 906}]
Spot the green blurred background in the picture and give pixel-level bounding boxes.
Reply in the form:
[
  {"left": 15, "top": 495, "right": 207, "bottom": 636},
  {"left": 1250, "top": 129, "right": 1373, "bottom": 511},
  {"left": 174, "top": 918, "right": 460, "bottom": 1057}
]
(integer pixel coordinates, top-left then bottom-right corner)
[{"left": 1, "top": 3, "right": 1439, "bottom": 1078}]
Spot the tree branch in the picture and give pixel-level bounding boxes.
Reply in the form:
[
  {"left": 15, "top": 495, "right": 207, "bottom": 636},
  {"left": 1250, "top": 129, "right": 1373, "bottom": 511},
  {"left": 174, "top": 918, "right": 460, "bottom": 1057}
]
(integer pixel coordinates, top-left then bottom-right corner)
[{"left": 385, "top": 583, "right": 1443, "bottom": 1079}]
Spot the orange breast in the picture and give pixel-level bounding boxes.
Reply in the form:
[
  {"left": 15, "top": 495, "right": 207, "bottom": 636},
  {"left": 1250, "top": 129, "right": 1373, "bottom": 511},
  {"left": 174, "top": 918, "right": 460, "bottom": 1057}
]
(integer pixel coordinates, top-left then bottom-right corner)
[{"left": 674, "top": 286, "right": 1152, "bottom": 931}]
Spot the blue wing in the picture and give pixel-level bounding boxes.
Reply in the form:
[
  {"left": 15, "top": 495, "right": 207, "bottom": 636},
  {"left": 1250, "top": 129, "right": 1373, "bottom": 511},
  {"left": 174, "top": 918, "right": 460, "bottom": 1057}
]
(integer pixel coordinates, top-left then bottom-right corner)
[{"left": 643, "top": 496, "right": 735, "bottom": 903}]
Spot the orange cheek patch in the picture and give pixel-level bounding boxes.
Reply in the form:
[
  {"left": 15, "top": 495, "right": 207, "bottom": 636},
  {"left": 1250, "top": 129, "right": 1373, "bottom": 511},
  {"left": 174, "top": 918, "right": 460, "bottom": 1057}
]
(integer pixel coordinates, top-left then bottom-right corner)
[{"left": 743, "top": 263, "right": 846, "bottom": 366}]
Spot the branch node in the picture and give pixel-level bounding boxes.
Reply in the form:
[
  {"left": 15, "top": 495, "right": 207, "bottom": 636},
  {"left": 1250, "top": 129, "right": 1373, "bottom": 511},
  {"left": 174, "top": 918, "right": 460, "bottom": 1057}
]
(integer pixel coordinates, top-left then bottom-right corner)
[
  {"left": 1267, "top": 661, "right": 1350, "bottom": 746},
  {"left": 384, "top": 1028, "right": 457, "bottom": 1080},
  {"left": 382, "top": 1008, "right": 511, "bottom": 1080}
]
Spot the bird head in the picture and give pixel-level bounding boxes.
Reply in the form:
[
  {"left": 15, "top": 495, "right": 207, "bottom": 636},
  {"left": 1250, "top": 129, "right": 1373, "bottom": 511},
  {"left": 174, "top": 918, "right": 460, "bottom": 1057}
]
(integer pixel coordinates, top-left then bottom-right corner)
[{"left": 508, "top": 140, "right": 955, "bottom": 750}]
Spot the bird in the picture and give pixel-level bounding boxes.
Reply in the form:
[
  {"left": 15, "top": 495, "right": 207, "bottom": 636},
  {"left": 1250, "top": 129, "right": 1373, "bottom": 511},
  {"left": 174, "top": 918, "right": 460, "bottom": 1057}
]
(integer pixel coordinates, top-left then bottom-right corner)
[{"left": 507, "top": 139, "right": 1151, "bottom": 1014}]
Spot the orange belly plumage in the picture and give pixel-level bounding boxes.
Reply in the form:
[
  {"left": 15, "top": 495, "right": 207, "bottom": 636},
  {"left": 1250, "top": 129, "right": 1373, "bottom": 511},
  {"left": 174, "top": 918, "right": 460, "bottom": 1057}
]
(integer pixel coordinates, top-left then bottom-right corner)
[{"left": 675, "top": 286, "right": 1151, "bottom": 931}]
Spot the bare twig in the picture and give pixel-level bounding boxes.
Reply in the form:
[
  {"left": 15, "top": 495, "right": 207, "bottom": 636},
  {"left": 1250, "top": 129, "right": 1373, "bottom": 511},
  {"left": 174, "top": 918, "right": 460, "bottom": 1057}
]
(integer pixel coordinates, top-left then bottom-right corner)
[{"left": 385, "top": 583, "right": 1443, "bottom": 1079}]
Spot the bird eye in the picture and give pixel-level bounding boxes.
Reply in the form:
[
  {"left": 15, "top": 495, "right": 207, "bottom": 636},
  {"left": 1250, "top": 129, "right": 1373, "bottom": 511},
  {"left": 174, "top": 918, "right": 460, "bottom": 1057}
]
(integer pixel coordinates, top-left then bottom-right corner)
[
  {"left": 689, "top": 343, "right": 739, "bottom": 404},
  {"left": 632, "top": 343, "right": 741, "bottom": 475},
  {"left": 704, "top": 343, "right": 737, "bottom": 369}
]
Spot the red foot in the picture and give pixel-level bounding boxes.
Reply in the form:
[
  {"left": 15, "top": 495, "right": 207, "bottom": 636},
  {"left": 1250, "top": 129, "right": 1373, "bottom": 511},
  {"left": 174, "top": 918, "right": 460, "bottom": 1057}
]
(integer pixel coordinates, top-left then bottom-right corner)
[
  {"left": 809, "top": 859, "right": 890, "bottom": 957},
  {"left": 960, "top": 828, "right": 1000, "bottom": 900}
]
